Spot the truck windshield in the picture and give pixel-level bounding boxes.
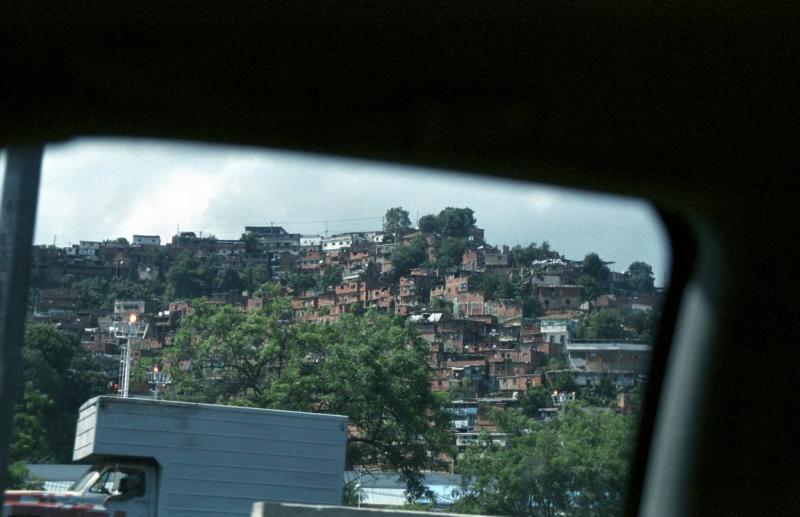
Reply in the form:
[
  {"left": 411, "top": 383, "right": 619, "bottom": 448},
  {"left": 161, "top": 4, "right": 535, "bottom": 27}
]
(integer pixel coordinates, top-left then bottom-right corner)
[{"left": 68, "top": 467, "right": 100, "bottom": 492}]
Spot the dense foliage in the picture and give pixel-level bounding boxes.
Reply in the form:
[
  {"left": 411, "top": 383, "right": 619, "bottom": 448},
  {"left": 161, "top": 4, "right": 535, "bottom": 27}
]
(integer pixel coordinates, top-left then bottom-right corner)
[
  {"left": 510, "top": 242, "right": 562, "bottom": 266},
  {"left": 390, "top": 235, "right": 428, "bottom": 278},
  {"left": 163, "top": 295, "right": 453, "bottom": 498},
  {"left": 8, "top": 324, "right": 113, "bottom": 488},
  {"left": 384, "top": 207, "right": 412, "bottom": 237},
  {"left": 479, "top": 270, "right": 542, "bottom": 318},
  {"left": 575, "top": 307, "right": 660, "bottom": 341},
  {"left": 417, "top": 207, "right": 477, "bottom": 239},
  {"left": 453, "top": 406, "right": 635, "bottom": 517}
]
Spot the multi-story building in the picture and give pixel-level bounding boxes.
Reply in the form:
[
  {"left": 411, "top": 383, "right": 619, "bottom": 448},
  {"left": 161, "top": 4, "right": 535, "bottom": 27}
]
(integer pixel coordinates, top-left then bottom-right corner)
[
  {"left": 565, "top": 340, "right": 651, "bottom": 387},
  {"left": 321, "top": 232, "right": 367, "bottom": 252},
  {"left": 244, "top": 226, "right": 301, "bottom": 252},
  {"left": 533, "top": 284, "right": 583, "bottom": 311}
]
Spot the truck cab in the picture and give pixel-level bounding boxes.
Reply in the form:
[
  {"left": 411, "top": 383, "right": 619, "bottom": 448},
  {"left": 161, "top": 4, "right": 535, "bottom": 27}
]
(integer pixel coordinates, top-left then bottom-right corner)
[
  {"left": 3, "top": 462, "right": 158, "bottom": 517},
  {"left": 70, "top": 462, "right": 158, "bottom": 517}
]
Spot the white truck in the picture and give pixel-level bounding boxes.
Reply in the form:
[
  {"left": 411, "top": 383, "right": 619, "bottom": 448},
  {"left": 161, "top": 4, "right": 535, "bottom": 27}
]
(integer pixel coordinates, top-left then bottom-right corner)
[{"left": 3, "top": 396, "right": 348, "bottom": 517}]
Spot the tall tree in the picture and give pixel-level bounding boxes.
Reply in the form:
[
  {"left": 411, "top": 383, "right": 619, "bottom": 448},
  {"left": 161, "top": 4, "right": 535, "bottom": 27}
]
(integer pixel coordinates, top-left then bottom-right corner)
[
  {"left": 165, "top": 251, "right": 213, "bottom": 299},
  {"left": 384, "top": 207, "right": 412, "bottom": 236},
  {"left": 164, "top": 301, "right": 452, "bottom": 498},
  {"left": 390, "top": 236, "right": 428, "bottom": 278},
  {"left": 14, "top": 324, "right": 113, "bottom": 462},
  {"left": 578, "top": 252, "right": 612, "bottom": 300},
  {"left": 418, "top": 214, "right": 440, "bottom": 233},
  {"left": 437, "top": 207, "right": 477, "bottom": 238},
  {"left": 624, "top": 261, "right": 655, "bottom": 296},
  {"left": 436, "top": 238, "right": 468, "bottom": 270},
  {"left": 164, "top": 296, "right": 295, "bottom": 403},
  {"left": 265, "top": 312, "right": 453, "bottom": 499}
]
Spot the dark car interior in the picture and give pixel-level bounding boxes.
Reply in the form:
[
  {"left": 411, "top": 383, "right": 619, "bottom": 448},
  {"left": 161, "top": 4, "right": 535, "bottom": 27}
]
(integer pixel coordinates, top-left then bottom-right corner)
[{"left": 2, "top": 2, "right": 799, "bottom": 515}]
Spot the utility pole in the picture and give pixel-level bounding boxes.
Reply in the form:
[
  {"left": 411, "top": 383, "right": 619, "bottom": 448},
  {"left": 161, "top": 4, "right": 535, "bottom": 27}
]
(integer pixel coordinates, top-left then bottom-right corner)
[{"left": 113, "top": 313, "right": 148, "bottom": 398}]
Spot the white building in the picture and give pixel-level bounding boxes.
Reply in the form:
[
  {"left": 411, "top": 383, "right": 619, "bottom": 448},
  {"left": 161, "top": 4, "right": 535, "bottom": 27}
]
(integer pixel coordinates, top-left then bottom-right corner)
[
  {"left": 540, "top": 317, "right": 577, "bottom": 344},
  {"left": 321, "top": 233, "right": 366, "bottom": 252},
  {"left": 300, "top": 235, "right": 323, "bottom": 248},
  {"left": 363, "top": 231, "right": 386, "bottom": 243}
]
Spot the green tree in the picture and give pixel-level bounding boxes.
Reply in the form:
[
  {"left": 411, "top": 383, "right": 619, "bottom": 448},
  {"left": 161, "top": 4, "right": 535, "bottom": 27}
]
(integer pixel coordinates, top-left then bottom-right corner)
[
  {"left": 418, "top": 214, "right": 440, "bottom": 233},
  {"left": 577, "top": 309, "right": 632, "bottom": 340},
  {"left": 436, "top": 238, "right": 468, "bottom": 270},
  {"left": 384, "top": 207, "right": 412, "bottom": 236},
  {"left": 283, "top": 270, "right": 318, "bottom": 293},
  {"left": 214, "top": 266, "right": 245, "bottom": 292},
  {"left": 165, "top": 251, "right": 212, "bottom": 299},
  {"left": 521, "top": 385, "right": 551, "bottom": 418},
  {"left": 319, "top": 265, "right": 343, "bottom": 291},
  {"left": 266, "top": 312, "right": 453, "bottom": 499},
  {"left": 7, "top": 461, "right": 43, "bottom": 490},
  {"left": 13, "top": 324, "right": 112, "bottom": 463},
  {"left": 390, "top": 236, "right": 428, "bottom": 278},
  {"left": 453, "top": 408, "right": 634, "bottom": 516},
  {"left": 624, "top": 261, "right": 655, "bottom": 296},
  {"left": 165, "top": 302, "right": 452, "bottom": 499},
  {"left": 71, "top": 277, "right": 110, "bottom": 309},
  {"left": 550, "top": 370, "right": 578, "bottom": 393},
  {"left": 437, "top": 207, "right": 477, "bottom": 238},
  {"left": 242, "top": 263, "right": 271, "bottom": 292},
  {"left": 240, "top": 232, "right": 260, "bottom": 254},
  {"left": 480, "top": 271, "right": 516, "bottom": 301},
  {"left": 164, "top": 297, "right": 295, "bottom": 403},
  {"left": 511, "top": 242, "right": 561, "bottom": 266},
  {"left": 10, "top": 382, "right": 55, "bottom": 464},
  {"left": 578, "top": 252, "right": 612, "bottom": 300}
]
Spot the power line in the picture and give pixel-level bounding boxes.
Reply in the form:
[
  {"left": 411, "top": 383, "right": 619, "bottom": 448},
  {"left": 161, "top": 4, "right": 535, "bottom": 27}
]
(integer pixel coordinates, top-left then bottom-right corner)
[
  {"left": 256, "top": 216, "right": 383, "bottom": 225},
  {"left": 171, "top": 216, "right": 384, "bottom": 230}
]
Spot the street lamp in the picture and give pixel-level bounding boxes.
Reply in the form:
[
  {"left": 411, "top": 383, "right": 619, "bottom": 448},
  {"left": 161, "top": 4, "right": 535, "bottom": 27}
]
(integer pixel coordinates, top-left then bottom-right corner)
[{"left": 114, "top": 312, "right": 148, "bottom": 398}]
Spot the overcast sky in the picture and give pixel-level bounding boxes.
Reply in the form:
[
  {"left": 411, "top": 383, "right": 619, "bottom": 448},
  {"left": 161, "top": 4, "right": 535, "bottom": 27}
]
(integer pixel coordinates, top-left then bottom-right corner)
[{"left": 7, "top": 138, "right": 670, "bottom": 286}]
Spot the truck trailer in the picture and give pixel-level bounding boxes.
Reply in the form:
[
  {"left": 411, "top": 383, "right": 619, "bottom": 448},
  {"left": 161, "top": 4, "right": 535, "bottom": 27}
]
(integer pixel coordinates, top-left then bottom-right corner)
[{"left": 4, "top": 396, "right": 348, "bottom": 517}]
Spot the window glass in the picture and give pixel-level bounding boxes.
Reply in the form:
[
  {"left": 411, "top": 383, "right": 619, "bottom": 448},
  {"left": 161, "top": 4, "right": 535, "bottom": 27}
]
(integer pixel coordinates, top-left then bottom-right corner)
[
  {"left": 88, "top": 467, "right": 145, "bottom": 497},
  {"left": 9, "top": 138, "right": 669, "bottom": 515}
]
